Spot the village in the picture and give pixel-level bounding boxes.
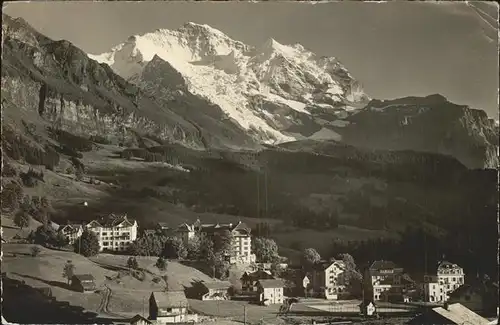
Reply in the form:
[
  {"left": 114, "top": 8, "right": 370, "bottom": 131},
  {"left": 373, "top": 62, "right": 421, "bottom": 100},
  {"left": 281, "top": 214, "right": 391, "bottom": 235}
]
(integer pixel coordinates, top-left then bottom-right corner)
[{"left": 1, "top": 213, "right": 498, "bottom": 325}]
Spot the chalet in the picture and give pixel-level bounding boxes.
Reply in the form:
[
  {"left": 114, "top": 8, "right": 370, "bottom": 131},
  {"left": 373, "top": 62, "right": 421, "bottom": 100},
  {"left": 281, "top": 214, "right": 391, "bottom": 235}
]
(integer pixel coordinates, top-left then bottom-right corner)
[
  {"left": 58, "top": 224, "right": 83, "bottom": 244},
  {"left": 368, "top": 260, "right": 405, "bottom": 301},
  {"left": 423, "top": 261, "right": 465, "bottom": 303},
  {"left": 148, "top": 291, "right": 198, "bottom": 323},
  {"left": 256, "top": 279, "right": 285, "bottom": 305},
  {"left": 71, "top": 274, "right": 96, "bottom": 292},
  {"left": 408, "top": 303, "right": 490, "bottom": 325},
  {"left": 241, "top": 270, "right": 274, "bottom": 292},
  {"left": 175, "top": 223, "right": 196, "bottom": 245},
  {"left": 199, "top": 281, "right": 231, "bottom": 301},
  {"left": 129, "top": 314, "right": 152, "bottom": 325},
  {"left": 310, "top": 259, "right": 347, "bottom": 300},
  {"left": 86, "top": 214, "right": 138, "bottom": 252},
  {"left": 448, "top": 281, "right": 499, "bottom": 316}
]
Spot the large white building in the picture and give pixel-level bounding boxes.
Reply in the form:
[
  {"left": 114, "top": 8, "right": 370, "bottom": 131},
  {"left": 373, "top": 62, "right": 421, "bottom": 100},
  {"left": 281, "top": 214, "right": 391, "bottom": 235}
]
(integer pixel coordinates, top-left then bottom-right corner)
[
  {"left": 368, "top": 260, "right": 406, "bottom": 301},
  {"left": 173, "top": 219, "right": 256, "bottom": 264},
  {"left": 86, "top": 214, "right": 138, "bottom": 252},
  {"left": 310, "top": 259, "right": 347, "bottom": 300},
  {"left": 423, "top": 261, "right": 465, "bottom": 303}
]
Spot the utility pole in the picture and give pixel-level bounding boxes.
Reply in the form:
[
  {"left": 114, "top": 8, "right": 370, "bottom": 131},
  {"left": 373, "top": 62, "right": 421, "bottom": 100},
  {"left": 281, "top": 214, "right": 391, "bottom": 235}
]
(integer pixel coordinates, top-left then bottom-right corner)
[{"left": 243, "top": 305, "right": 247, "bottom": 325}]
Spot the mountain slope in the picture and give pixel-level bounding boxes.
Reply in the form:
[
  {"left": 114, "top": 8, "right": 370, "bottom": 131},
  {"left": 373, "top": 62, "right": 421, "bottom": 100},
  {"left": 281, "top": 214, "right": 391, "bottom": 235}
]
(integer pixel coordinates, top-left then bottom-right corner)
[
  {"left": 89, "top": 22, "right": 370, "bottom": 144},
  {"left": 1, "top": 15, "right": 256, "bottom": 151},
  {"left": 89, "top": 22, "right": 497, "bottom": 168}
]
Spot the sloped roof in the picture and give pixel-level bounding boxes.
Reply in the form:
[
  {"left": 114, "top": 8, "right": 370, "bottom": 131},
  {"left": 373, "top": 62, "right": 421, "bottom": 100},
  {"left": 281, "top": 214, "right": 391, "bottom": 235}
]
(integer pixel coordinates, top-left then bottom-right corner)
[
  {"left": 438, "top": 261, "right": 462, "bottom": 270},
  {"left": 432, "top": 303, "right": 489, "bottom": 325},
  {"left": 241, "top": 270, "right": 274, "bottom": 281},
  {"left": 202, "top": 281, "right": 231, "bottom": 290},
  {"left": 88, "top": 214, "right": 136, "bottom": 228},
  {"left": 313, "top": 259, "right": 345, "bottom": 271},
  {"left": 177, "top": 223, "right": 194, "bottom": 232},
  {"left": 73, "top": 274, "right": 95, "bottom": 282},
  {"left": 370, "top": 260, "right": 399, "bottom": 270},
  {"left": 130, "top": 314, "right": 152, "bottom": 324},
  {"left": 151, "top": 291, "right": 188, "bottom": 308},
  {"left": 257, "top": 279, "right": 285, "bottom": 288}
]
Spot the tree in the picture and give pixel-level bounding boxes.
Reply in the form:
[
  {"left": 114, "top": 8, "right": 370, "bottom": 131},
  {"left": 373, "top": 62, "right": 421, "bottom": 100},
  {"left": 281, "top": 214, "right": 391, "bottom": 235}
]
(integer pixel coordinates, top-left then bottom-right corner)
[
  {"left": 75, "top": 165, "right": 84, "bottom": 181},
  {"left": 34, "top": 224, "right": 57, "bottom": 246},
  {"left": 62, "top": 260, "right": 75, "bottom": 284},
  {"left": 156, "top": 256, "right": 167, "bottom": 271},
  {"left": 163, "top": 237, "right": 187, "bottom": 260},
  {"left": 212, "top": 253, "right": 230, "bottom": 279},
  {"left": 339, "top": 253, "right": 363, "bottom": 298},
  {"left": 213, "top": 229, "right": 232, "bottom": 256},
  {"left": 31, "top": 245, "right": 41, "bottom": 257},
  {"left": 74, "top": 230, "right": 100, "bottom": 257},
  {"left": 270, "top": 261, "right": 285, "bottom": 277},
  {"left": 199, "top": 233, "right": 216, "bottom": 262},
  {"left": 14, "top": 210, "right": 30, "bottom": 230},
  {"left": 186, "top": 235, "right": 201, "bottom": 260},
  {"left": 54, "top": 232, "right": 69, "bottom": 248},
  {"left": 127, "top": 256, "right": 139, "bottom": 270},
  {"left": 302, "top": 248, "right": 321, "bottom": 270},
  {"left": 253, "top": 237, "right": 279, "bottom": 263}
]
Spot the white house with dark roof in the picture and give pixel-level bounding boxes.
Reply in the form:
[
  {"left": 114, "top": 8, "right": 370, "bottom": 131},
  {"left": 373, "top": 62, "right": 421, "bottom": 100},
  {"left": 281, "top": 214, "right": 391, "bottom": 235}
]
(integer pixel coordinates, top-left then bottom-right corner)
[
  {"left": 85, "top": 214, "right": 138, "bottom": 252},
  {"left": 256, "top": 279, "right": 286, "bottom": 305},
  {"left": 310, "top": 259, "right": 347, "bottom": 300},
  {"left": 199, "top": 281, "right": 231, "bottom": 300},
  {"left": 368, "top": 260, "right": 405, "bottom": 301},
  {"left": 58, "top": 224, "right": 83, "bottom": 244},
  {"left": 423, "top": 261, "right": 465, "bottom": 303}
]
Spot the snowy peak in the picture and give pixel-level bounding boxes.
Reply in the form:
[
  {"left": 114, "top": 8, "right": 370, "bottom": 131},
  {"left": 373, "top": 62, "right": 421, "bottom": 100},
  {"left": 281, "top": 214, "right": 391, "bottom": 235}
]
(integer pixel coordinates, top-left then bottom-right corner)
[{"left": 88, "top": 22, "right": 369, "bottom": 144}]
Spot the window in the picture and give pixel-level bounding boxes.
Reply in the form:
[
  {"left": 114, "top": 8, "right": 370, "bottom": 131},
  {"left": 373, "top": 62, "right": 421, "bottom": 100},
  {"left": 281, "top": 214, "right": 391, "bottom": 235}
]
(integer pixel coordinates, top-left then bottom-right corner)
[
  {"left": 167, "top": 308, "right": 172, "bottom": 313},
  {"left": 103, "top": 242, "right": 109, "bottom": 246},
  {"left": 452, "top": 277, "right": 456, "bottom": 282}
]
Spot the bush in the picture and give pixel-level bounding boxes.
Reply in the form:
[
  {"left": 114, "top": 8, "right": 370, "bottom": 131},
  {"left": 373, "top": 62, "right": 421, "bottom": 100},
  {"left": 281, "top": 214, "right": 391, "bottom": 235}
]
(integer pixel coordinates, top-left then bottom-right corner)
[
  {"left": 48, "top": 127, "right": 93, "bottom": 152},
  {"left": 31, "top": 246, "right": 41, "bottom": 257},
  {"left": 89, "top": 135, "right": 111, "bottom": 145},
  {"left": 1, "top": 162, "right": 17, "bottom": 177},
  {"left": 20, "top": 168, "right": 44, "bottom": 187},
  {"left": 73, "top": 230, "right": 100, "bottom": 257},
  {"left": 155, "top": 257, "right": 167, "bottom": 271}
]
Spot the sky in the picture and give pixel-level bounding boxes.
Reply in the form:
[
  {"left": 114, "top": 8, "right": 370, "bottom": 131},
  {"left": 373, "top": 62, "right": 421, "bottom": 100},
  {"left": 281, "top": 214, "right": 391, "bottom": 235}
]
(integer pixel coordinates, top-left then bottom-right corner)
[{"left": 3, "top": 1, "right": 499, "bottom": 118}]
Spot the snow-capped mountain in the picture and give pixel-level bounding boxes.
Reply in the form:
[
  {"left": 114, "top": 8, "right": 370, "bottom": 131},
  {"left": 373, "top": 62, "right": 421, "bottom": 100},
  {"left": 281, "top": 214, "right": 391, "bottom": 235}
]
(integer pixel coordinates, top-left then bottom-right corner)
[{"left": 88, "top": 22, "right": 370, "bottom": 144}]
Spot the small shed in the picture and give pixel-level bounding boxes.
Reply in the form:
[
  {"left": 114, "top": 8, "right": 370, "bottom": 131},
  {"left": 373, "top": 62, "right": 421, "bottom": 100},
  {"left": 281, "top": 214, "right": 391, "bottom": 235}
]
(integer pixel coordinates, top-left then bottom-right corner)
[
  {"left": 359, "top": 300, "right": 377, "bottom": 316},
  {"left": 129, "top": 314, "right": 152, "bottom": 325},
  {"left": 71, "top": 274, "right": 96, "bottom": 292},
  {"left": 149, "top": 291, "right": 197, "bottom": 323},
  {"left": 200, "top": 281, "right": 231, "bottom": 301}
]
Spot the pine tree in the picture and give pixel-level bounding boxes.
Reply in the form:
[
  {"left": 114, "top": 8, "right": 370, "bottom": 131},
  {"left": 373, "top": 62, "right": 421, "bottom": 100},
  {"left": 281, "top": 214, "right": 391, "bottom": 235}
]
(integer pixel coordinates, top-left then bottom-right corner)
[
  {"left": 63, "top": 260, "right": 75, "bottom": 284},
  {"left": 74, "top": 230, "right": 100, "bottom": 257}
]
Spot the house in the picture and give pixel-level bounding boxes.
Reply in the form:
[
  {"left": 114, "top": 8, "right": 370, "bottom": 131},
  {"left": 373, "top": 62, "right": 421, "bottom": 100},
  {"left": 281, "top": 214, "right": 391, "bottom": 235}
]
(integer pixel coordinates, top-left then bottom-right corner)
[
  {"left": 368, "top": 260, "right": 405, "bottom": 301},
  {"left": 149, "top": 291, "right": 198, "bottom": 324},
  {"left": 70, "top": 274, "right": 96, "bottom": 292},
  {"left": 408, "top": 303, "right": 490, "bottom": 325},
  {"left": 194, "top": 220, "right": 256, "bottom": 264},
  {"left": 129, "top": 314, "right": 152, "bottom": 325},
  {"left": 310, "top": 259, "right": 347, "bottom": 300},
  {"left": 199, "top": 281, "right": 231, "bottom": 301},
  {"left": 241, "top": 270, "right": 275, "bottom": 292},
  {"left": 359, "top": 300, "right": 377, "bottom": 316},
  {"left": 175, "top": 223, "right": 196, "bottom": 246},
  {"left": 422, "top": 261, "right": 465, "bottom": 303},
  {"left": 447, "top": 280, "right": 499, "bottom": 316},
  {"left": 256, "top": 279, "right": 285, "bottom": 305},
  {"left": 58, "top": 224, "right": 83, "bottom": 244},
  {"left": 85, "top": 214, "right": 138, "bottom": 252}
]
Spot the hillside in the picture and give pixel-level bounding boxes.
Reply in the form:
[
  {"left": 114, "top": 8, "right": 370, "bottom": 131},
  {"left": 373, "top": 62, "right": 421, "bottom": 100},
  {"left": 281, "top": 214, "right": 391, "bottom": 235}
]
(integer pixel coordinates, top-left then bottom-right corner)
[{"left": 1, "top": 14, "right": 497, "bottom": 283}]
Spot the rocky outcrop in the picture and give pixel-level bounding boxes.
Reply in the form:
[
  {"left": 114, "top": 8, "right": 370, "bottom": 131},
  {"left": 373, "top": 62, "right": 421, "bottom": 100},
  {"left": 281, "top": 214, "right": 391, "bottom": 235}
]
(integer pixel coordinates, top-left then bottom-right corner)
[{"left": 335, "top": 95, "right": 499, "bottom": 169}]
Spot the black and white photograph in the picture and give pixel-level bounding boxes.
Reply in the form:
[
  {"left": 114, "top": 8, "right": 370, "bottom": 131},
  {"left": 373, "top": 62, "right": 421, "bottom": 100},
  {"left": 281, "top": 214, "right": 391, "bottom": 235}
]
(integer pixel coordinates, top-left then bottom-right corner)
[{"left": 1, "top": 1, "right": 498, "bottom": 325}]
